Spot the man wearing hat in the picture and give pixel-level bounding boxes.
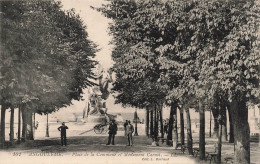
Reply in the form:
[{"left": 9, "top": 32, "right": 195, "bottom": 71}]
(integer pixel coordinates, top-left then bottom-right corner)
[
  {"left": 58, "top": 122, "right": 69, "bottom": 146},
  {"left": 106, "top": 120, "right": 118, "bottom": 145},
  {"left": 124, "top": 120, "right": 128, "bottom": 136}
]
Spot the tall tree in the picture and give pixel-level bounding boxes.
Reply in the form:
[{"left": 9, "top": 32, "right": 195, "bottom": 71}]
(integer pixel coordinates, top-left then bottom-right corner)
[
  {"left": 98, "top": 1, "right": 259, "bottom": 162},
  {"left": 156, "top": 1, "right": 260, "bottom": 163},
  {"left": 1, "top": 0, "right": 97, "bottom": 143}
]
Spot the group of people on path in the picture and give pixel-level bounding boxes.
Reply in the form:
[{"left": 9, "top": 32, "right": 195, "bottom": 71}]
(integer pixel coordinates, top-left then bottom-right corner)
[
  {"left": 106, "top": 119, "right": 134, "bottom": 146},
  {"left": 57, "top": 119, "right": 167, "bottom": 147},
  {"left": 56, "top": 120, "right": 132, "bottom": 147}
]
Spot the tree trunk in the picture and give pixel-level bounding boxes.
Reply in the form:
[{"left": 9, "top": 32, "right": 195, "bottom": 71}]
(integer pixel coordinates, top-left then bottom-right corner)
[
  {"left": 180, "top": 107, "right": 185, "bottom": 145},
  {"left": 212, "top": 108, "right": 219, "bottom": 138},
  {"left": 185, "top": 106, "right": 193, "bottom": 155},
  {"left": 134, "top": 110, "right": 138, "bottom": 136},
  {"left": 46, "top": 114, "right": 49, "bottom": 137},
  {"left": 27, "top": 110, "right": 33, "bottom": 140},
  {"left": 199, "top": 99, "right": 206, "bottom": 160},
  {"left": 21, "top": 108, "right": 26, "bottom": 141},
  {"left": 231, "top": 92, "right": 250, "bottom": 164},
  {"left": 216, "top": 123, "right": 223, "bottom": 164},
  {"left": 33, "top": 112, "right": 35, "bottom": 139},
  {"left": 1, "top": 105, "right": 6, "bottom": 148},
  {"left": 227, "top": 104, "right": 234, "bottom": 143},
  {"left": 167, "top": 104, "right": 174, "bottom": 143},
  {"left": 22, "top": 108, "right": 33, "bottom": 140},
  {"left": 154, "top": 106, "right": 158, "bottom": 142},
  {"left": 217, "top": 101, "right": 225, "bottom": 164},
  {"left": 30, "top": 112, "right": 34, "bottom": 140},
  {"left": 222, "top": 108, "right": 228, "bottom": 141},
  {"left": 10, "top": 107, "right": 14, "bottom": 144},
  {"left": 150, "top": 109, "right": 153, "bottom": 138},
  {"left": 172, "top": 104, "right": 178, "bottom": 149},
  {"left": 146, "top": 107, "right": 149, "bottom": 137},
  {"left": 18, "top": 106, "right": 21, "bottom": 143},
  {"left": 159, "top": 104, "right": 164, "bottom": 138}
]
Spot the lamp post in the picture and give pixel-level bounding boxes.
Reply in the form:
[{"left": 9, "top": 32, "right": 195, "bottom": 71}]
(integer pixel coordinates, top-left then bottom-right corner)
[{"left": 134, "top": 109, "right": 138, "bottom": 136}]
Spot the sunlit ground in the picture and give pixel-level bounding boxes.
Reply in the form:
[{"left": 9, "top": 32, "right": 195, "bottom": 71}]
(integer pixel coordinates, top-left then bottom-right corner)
[{"left": 1, "top": 122, "right": 260, "bottom": 164}]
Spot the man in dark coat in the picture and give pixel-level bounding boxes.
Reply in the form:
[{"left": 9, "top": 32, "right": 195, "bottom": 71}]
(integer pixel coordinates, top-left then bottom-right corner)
[
  {"left": 106, "top": 120, "right": 118, "bottom": 145},
  {"left": 58, "top": 122, "right": 68, "bottom": 146},
  {"left": 124, "top": 120, "right": 128, "bottom": 136}
]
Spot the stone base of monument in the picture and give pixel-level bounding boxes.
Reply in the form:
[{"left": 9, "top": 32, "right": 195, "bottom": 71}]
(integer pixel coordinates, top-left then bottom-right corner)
[
  {"left": 151, "top": 141, "right": 159, "bottom": 146},
  {"left": 87, "top": 115, "right": 107, "bottom": 123}
]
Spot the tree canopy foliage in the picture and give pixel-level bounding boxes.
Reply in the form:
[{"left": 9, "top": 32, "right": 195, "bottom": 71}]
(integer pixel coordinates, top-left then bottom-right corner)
[
  {"left": 0, "top": 0, "right": 97, "bottom": 114},
  {"left": 98, "top": 0, "right": 259, "bottom": 163},
  {"left": 98, "top": 0, "right": 259, "bottom": 108}
]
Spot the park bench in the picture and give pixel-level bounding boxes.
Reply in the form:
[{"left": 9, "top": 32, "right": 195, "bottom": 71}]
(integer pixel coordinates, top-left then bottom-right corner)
[
  {"left": 174, "top": 143, "right": 186, "bottom": 153},
  {"left": 1, "top": 141, "right": 13, "bottom": 149},
  {"left": 224, "top": 157, "right": 234, "bottom": 164},
  {"left": 192, "top": 141, "right": 200, "bottom": 157},
  {"left": 159, "top": 137, "right": 168, "bottom": 144},
  {"left": 193, "top": 147, "right": 200, "bottom": 157},
  {"left": 206, "top": 143, "right": 217, "bottom": 164},
  {"left": 181, "top": 144, "right": 187, "bottom": 153},
  {"left": 192, "top": 142, "right": 208, "bottom": 158},
  {"left": 158, "top": 137, "right": 172, "bottom": 145}
]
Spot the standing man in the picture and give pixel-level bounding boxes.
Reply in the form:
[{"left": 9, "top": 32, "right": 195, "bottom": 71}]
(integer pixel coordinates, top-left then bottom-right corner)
[
  {"left": 124, "top": 120, "right": 128, "bottom": 136},
  {"left": 126, "top": 120, "right": 134, "bottom": 146},
  {"left": 106, "top": 120, "right": 118, "bottom": 145},
  {"left": 58, "top": 122, "right": 68, "bottom": 146}
]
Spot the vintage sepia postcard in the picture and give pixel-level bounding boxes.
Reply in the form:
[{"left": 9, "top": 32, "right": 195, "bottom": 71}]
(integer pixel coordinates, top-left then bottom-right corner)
[{"left": 0, "top": 0, "right": 259, "bottom": 164}]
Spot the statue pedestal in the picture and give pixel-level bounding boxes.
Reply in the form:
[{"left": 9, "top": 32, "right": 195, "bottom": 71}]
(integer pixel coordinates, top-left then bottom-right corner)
[{"left": 87, "top": 115, "right": 107, "bottom": 123}]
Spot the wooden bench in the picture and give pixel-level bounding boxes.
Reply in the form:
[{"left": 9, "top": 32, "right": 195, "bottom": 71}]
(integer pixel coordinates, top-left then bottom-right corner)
[
  {"left": 160, "top": 138, "right": 168, "bottom": 144},
  {"left": 158, "top": 137, "right": 172, "bottom": 145},
  {"left": 206, "top": 152, "right": 217, "bottom": 164},
  {"left": 224, "top": 157, "right": 234, "bottom": 164},
  {"left": 158, "top": 138, "right": 185, "bottom": 153}
]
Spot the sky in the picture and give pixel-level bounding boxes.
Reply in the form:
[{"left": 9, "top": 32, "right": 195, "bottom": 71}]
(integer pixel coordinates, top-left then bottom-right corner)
[{"left": 60, "top": 0, "right": 114, "bottom": 70}]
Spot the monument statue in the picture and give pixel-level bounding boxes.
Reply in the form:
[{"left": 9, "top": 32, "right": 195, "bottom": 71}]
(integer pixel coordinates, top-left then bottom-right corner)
[{"left": 82, "top": 64, "right": 114, "bottom": 123}]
